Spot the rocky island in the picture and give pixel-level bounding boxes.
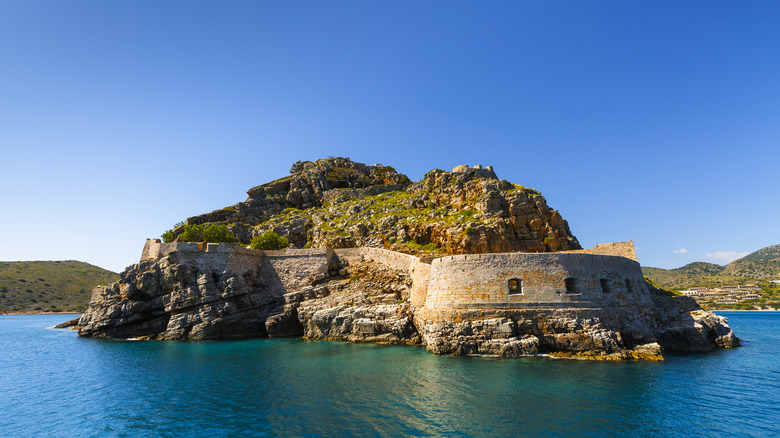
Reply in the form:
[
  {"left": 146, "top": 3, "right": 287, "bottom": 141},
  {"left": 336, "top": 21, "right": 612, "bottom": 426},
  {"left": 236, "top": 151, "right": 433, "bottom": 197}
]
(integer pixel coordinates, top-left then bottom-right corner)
[{"left": 77, "top": 158, "right": 739, "bottom": 360}]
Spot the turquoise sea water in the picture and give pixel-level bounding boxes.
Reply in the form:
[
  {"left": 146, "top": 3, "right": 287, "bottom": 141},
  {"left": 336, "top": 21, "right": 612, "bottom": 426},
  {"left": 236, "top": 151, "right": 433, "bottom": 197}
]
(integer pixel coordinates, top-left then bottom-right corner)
[{"left": 1, "top": 312, "right": 778, "bottom": 438}]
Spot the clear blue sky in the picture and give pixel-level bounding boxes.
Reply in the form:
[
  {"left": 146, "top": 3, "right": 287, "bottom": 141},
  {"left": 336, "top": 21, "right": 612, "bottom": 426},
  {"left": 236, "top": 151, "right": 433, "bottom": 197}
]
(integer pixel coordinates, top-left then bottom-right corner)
[{"left": 1, "top": 1, "right": 778, "bottom": 273}]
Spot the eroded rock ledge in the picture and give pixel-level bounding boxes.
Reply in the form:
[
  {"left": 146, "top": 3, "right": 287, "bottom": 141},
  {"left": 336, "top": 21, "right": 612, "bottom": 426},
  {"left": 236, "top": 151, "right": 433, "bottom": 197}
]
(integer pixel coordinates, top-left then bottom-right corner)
[{"left": 77, "top": 241, "right": 739, "bottom": 360}]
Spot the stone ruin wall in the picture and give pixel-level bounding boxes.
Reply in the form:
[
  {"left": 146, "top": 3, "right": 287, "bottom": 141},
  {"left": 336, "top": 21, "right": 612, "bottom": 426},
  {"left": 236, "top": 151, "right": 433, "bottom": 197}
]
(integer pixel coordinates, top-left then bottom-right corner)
[
  {"left": 139, "top": 239, "right": 331, "bottom": 296},
  {"left": 260, "top": 248, "right": 333, "bottom": 293},
  {"left": 141, "top": 239, "right": 266, "bottom": 274},
  {"left": 424, "top": 252, "right": 652, "bottom": 310},
  {"left": 333, "top": 247, "right": 431, "bottom": 307},
  {"left": 138, "top": 239, "right": 642, "bottom": 311}
]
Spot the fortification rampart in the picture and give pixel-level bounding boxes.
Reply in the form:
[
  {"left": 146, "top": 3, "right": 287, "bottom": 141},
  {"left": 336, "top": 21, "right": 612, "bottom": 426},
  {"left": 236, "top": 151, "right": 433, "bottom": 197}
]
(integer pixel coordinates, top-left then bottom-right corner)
[
  {"left": 425, "top": 251, "right": 651, "bottom": 309},
  {"left": 334, "top": 247, "right": 430, "bottom": 306},
  {"left": 141, "top": 239, "right": 266, "bottom": 274},
  {"left": 139, "top": 239, "right": 644, "bottom": 310},
  {"left": 262, "top": 248, "right": 333, "bottom": 292},
  {"left": 139, "top": 239, "right": 333, "bottom": 294},
  {"left": 334, "top": 247, "right": 420, "bottom": 272},
  {"left": 451, "top": 164, "right": 497, "bottom": 179}
]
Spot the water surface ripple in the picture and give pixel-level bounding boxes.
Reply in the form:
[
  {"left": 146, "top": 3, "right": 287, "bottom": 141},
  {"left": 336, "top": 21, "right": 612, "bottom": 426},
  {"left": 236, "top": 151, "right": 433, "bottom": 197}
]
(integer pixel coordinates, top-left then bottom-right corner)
[{"left": 1, "top": 312, "right": 777, "bottom": 437}]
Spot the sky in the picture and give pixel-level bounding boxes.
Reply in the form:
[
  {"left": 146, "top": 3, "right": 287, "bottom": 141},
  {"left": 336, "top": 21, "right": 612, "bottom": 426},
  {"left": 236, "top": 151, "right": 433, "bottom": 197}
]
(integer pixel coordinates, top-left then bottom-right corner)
[{"left": 1, "top": 1, "right": 779, "bottom": 273}]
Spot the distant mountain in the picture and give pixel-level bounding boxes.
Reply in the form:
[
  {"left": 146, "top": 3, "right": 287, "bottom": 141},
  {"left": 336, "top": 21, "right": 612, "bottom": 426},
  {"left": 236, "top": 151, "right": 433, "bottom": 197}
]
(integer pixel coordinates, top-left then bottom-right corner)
[
  {"left": 739, "top": 244, "right": 780, "bottom": 263},
  {"left": 723, "top": 258, "right": 780, "bottom": 278},
  {"left": 644, "top": 244, "right": 780, "bottom": 290},
  {"left": 0, "top": 261, "right": 118, "bottom": 313},
  {"left": 672, "top": 262, "right": 724, "bottom": 275}
]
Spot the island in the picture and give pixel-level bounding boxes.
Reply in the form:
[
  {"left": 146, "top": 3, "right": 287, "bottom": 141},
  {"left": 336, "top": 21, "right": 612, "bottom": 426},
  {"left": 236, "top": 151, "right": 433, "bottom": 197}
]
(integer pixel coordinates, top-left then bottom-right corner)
[{"left": 76, "top": 158, "right": 739, "bottom": 360}]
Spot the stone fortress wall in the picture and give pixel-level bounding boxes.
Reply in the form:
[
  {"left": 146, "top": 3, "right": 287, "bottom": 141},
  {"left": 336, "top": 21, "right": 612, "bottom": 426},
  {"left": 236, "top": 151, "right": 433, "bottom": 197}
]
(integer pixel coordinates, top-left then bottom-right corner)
[
  {"left": 141, "top": 239, "right": 332, "bottom": 293},
  {"left": 333, "top": 247, "right": 432, "bottom": 307},
  {"left": 138, "top": 239, "right": 645, "bottom": 310},
  {"left": 424, "top": 250, "right": 650, "bottom": 310}
]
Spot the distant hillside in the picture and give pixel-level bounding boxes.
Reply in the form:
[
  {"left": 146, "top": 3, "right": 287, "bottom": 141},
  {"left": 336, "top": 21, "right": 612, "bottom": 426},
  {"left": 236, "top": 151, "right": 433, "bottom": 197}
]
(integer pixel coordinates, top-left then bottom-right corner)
[
  {"left": 0, "top": 261, "right": 118, "bottom": 313},
  {"left": 739, "top": 244, "right": 780, "bottom": 263},
  {"left": 673, "top": 262, "right": 725, "bottom": 275},
  {"left": 722, "top": 258, "right": 780, "bottom": 278},
  {"left": 643, "top": 244, "right": 780, "bottom": 290},
  {"left": 641, "top": 267, "right": 747, "bottom": 290}
]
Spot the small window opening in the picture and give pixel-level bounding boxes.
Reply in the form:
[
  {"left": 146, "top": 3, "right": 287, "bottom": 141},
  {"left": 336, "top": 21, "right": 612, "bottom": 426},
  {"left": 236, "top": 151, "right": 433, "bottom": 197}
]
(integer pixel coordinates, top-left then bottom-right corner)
[
  {"left": 625, "top": 279, "right": 633, "bottom": 293},
  {"left": 508, "top": 278, "right": 522, "bottom": 295},
  {"left": 565, "top": 277, "right": 579, "bottom": 294},
  {"left": 600, "top": 278, "right": 611, "bottom": 293}
]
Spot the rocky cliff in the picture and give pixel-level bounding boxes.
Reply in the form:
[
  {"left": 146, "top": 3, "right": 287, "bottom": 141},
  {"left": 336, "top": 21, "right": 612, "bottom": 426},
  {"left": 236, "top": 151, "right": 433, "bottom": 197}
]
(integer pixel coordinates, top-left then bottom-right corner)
[
  {"left": 170, "top": 157, "right": 580, "bottom": 256},
  {"left": 77, "top": 246, "right": 421, "bottom": 344}
]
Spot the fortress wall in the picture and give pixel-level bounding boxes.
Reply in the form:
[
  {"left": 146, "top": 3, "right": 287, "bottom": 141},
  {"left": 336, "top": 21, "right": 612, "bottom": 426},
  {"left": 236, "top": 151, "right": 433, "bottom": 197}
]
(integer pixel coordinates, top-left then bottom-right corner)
[
  {"left": 140, "top": 242, "right": 332, "bottom": 294},
  {"left": 263, "top": 248, "right": 333, "bottom": 292},
  {"left": 141, "top": 239, "right": 200, "bottom": 261},
  {"left": 138, "top": 240, "right": 648, "bottom": 311},
  {"left": 335, "top": 247, "right": 430, "bottom": 306},
  {"left": 410, "top": 262, "right": 431, "bottom": 308},
  {"left": 425, "top": 252, "right": 650, "bottom": 309},
  {"left": 140, "top": 239, "right": 266, "bottom": 275},
  {"left": 264, "top": 248, "right": 333, "bottom": 258},
  {"left": 334, "top": 247, "right": 421, "bottom": 273}
]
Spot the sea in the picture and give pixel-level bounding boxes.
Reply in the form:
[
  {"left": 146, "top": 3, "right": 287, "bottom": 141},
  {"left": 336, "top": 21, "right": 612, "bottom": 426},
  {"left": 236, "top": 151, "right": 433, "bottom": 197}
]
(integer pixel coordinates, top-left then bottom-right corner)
[{"left": 1, "top": 312, "right": 777, "bottom": 438}]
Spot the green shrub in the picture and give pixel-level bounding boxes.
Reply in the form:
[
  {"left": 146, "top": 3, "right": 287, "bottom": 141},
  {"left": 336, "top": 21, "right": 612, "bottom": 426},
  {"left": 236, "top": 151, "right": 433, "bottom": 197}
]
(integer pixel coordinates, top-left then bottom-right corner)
[
  {"left": 203, "top": 224, "right": 236, "bottom": 243},
  {"left": 178, "top": 224, "right": 204, "bottom": 242},
  {"left": 249, "top": 231, "right": 289, "bottom": 250},
  {"left": 290, "top": 160, "right": 308, "bottom": 174},
  {"left": 162, "top": 221, "right": 185, "bottom": 243},
  {"left": 178, "top": 223, "right": 235, "bottom": 243},
  {"left": 422, "top": 243, "right": 440, "bottom": 252}
]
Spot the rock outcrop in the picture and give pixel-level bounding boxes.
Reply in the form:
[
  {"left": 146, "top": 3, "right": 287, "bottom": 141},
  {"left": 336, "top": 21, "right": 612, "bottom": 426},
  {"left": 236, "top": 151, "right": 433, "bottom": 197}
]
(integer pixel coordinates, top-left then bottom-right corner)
[
  {"left": 414, "top": 301, "right": 739, "bottom": 361},
  {"left": 78, "top": 254, "right": 276, "bottom": 340},
  {"left": 79, "top": 244, "right": 421, "bottom": 345},
  {"left": 166, "top": 158, "right": 580, "bottom": 257}
]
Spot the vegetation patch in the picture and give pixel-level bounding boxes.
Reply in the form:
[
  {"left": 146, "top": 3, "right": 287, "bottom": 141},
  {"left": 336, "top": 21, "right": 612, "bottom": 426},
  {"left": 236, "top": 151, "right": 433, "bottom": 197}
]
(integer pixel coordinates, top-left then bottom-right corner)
[
  {"left": 249, "top": 231, "right": 289, "bottom": 250},
  {"left": 178, "top": 224, "right": 236, "bottom": 243}
]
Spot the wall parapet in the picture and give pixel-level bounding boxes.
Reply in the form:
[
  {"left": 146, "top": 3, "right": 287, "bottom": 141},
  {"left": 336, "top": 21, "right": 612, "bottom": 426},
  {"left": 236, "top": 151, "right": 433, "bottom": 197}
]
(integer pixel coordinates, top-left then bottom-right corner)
[{"left": 141, "top": 239, "right": 265, "bottom": 261}]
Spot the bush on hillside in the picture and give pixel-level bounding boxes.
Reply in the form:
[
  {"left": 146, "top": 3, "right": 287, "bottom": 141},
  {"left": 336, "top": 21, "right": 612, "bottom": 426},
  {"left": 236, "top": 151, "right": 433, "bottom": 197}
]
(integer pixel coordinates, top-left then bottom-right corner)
[
  {"left": 178, "top": 224, "right": 235, "bottom": 243},
  {"left": 203, "top": 223, "right": 236, "bottom": 243},
  {"left": 161, "top": 221, "right": 185, "bottom": 243},
  {"left": 249, "top": 231, "right": 289, "bottom": 250}
]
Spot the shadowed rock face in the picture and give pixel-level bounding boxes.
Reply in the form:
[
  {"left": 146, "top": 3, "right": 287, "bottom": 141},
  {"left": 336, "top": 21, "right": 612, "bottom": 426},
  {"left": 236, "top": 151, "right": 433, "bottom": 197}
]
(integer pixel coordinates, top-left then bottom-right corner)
[
  {"left": 78, "top": 255, "right": 277, "bottom": 340},
  {"left": 78, "top": 250, "right": 421, "bottom": 345}
]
